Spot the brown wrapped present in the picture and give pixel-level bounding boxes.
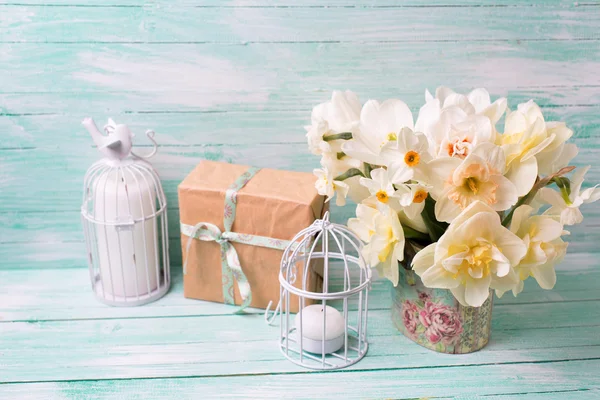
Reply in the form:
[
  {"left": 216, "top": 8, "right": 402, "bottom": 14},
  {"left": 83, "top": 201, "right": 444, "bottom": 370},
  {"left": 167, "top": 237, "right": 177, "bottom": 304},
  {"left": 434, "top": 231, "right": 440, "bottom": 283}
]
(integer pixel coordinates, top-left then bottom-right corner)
[{"left": 178, "top": 160, "right": 326, "bottom": 312}]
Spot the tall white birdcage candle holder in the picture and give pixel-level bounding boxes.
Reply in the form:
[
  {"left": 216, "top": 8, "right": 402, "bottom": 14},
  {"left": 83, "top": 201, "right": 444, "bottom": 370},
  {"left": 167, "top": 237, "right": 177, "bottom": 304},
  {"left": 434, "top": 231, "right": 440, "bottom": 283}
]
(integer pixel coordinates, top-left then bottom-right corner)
[
  {"left": 266, "top": 211, "right": 372, "bottom": 370},
  {"left": 81, "top": 117, "right": 170, "bottom": 306}
]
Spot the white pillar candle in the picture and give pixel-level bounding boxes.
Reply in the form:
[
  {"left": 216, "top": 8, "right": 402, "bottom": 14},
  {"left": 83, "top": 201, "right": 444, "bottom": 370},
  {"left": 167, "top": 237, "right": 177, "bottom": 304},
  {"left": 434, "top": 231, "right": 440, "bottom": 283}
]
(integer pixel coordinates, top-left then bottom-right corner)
[
  {"left": 94, "top": 167, "right": 159, "bottom": 298},
  {"left": 295, "top": 304, "right": 345, "bottom": 354}
]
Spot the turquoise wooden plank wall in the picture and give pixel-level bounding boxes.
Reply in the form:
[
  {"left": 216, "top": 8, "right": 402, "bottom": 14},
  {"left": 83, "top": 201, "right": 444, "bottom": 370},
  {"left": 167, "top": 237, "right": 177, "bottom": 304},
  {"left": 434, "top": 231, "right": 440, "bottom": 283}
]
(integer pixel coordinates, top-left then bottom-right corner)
[{"left": 1, "top": 1, "right": 600, "bottom": 398}]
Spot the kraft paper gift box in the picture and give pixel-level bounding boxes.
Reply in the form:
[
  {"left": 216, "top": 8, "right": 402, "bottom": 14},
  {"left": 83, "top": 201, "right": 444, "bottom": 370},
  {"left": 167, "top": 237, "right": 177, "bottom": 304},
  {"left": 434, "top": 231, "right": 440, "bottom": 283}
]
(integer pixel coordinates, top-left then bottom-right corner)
[{"left": 178, "top": 160, "right": 327, "bottom": 312}]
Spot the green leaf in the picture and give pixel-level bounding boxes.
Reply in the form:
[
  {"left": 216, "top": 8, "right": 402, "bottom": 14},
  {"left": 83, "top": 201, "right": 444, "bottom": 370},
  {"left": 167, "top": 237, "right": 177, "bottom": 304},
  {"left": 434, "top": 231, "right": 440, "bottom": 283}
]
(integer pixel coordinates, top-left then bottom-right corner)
[
  {"left": 333, "top": 168, "right": 364, "bottom": 181},
  {"left": 364, "top": 163, "right": 374, "bottom": 178},
  {"left": 420, "top": 195, "right": 449, "bottom": 242},
  {"left": 323, "top": 132, "right": 352, "bottom": 141}
]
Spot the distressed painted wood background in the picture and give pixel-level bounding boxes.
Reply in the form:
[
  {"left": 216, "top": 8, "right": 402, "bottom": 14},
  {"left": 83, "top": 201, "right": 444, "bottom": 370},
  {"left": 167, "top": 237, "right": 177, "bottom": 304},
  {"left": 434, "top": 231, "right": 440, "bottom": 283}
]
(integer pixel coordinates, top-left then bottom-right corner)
[{"left": 1, "top": 0, "right": 599, "bottom": 398}]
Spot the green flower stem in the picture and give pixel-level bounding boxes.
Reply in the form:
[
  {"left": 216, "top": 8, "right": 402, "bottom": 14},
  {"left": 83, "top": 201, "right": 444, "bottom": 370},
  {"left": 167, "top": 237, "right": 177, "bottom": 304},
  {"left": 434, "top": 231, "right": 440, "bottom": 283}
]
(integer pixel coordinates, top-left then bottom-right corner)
[
  {"left": 403, "top": 226, "right": 430, "bottom": 242},
  {"left": 501, "top": 166, "right": 576, "bottom": 227},
  {"left": 323, "top": 132, "right": 352, "bottom": 141},
  {"left": 333, "top": 168, "right": 364, "bottom": 181},
  {"left": 501, "top": 193, "right": 530, "bottom": 227},
  {"left": 420, "top": 195, "right": 449, "bottom": 242}
]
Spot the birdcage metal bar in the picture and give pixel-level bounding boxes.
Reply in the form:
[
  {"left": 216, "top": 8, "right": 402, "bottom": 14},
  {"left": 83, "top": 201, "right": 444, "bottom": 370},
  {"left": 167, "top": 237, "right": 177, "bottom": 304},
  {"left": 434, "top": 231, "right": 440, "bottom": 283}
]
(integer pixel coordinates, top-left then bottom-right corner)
[{"left": 271, "top": 212, "right": 371, "bottom": 370}]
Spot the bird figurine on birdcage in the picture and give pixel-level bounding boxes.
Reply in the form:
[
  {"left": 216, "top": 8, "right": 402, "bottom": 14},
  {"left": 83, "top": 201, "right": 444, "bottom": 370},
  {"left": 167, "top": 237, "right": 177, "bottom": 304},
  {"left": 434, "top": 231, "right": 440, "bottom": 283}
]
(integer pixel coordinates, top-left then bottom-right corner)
[
  {"left": 81, "top": 117, "right": 170, "bottom": 306},
  {"left": 265, "top": 211, "right": 372, "bottom": 370}
]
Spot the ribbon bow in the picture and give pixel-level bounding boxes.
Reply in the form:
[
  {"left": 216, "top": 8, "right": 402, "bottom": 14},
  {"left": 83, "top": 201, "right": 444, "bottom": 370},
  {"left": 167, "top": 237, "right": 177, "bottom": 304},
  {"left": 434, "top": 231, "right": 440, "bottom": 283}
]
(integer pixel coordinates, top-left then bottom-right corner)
[{"left": 183, "top": 222, "right": 252, "bottom": 313}]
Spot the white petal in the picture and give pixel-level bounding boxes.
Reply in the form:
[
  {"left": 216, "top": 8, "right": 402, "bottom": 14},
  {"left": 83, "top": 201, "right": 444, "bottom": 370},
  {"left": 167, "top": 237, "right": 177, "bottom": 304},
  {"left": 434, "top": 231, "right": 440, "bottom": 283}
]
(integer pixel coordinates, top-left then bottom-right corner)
[
  {"left": 581, "top": 185, "right": 600, "bottom": 204},
  {"left": 426, "top": 157, "right": 462, "bottom": 197},
  {"left": 530, "top": 264, "right": 557, "bottom": 290},
  {"left": 464, "top": 275, "right": 492, "bottom": 307},
  {"left": 538, "top": 187, "right": 565, "bottom": 208},
  {"left": 348, "top": 218, "right": 372, "bottom": 243},
  {"left": 491, "top": 269, "right": 520, "bottom": 292},
  {"left": 561, "top": 207, "right": 583, "bottom": 225},
  {"left": 509, "top": 204, "right": 534, "bottom": 235},
  {"left": 538, "top": 143, "right": 578, "bottom": 176},
  {"left": 482, "top": 97, "right": 507, "bottom": 125},
  {"left": 411, "top": 243, "right": 436, "bottom": 275},
  {"left": 444, "top": 93, "right": 476, "bottom": 114},
  {"left": 491, "top": 226, "right": 528, "bottom": 267},
  {"left": 467, "top": 88, "right": 491, "bottom": 113},
  {"left": 490, "top": 246, "right": 511, "bottom": 277},
  {"left": 341, "top": 139, "right": 381, "bottom": 165},
  {"left": 472, "top": 142, "right": 506, "bottom": 173},
  {"left": 544, "top": 122, "right": 573, "bottom": 153},
  {"left": 370, "top": 168, "right": 388, "bottom": 187},
  {"left": 388, "top": 162, "right": 414, "bottom": 184},
  {"left": 425, "top": 89, "right": 434, "bottom": 103},
  {"left": 441, "top": 250, "right": 470, "bottom": 273},
  {"left": 521, "top": 132, "right": 555, "bottom": 162},
  {"left": 511, "top": 280, "right": 525, "bottom": 297},
  {"left": 359, "top": 177, "right": 380, "bottom": 194},
  {"left": 434, "top": 191, "right": 463, "bottom": 223},
  {"left": 531, "top": 216, "right": 563, "bottom": 242},
  {"left": 451, "top": 200, "right": 498, "bottom": 228},
  {"left": 450, "top": 285, "right": 468, "bottom": 306},
  {"left": 504, "top": 110, "right": 527, "bottom": 134},
  {"left": 435, "top": 86, "right": 455, "bottom": 105},
  {"left": 506, "top": 156, "right": 538, "bottom": 197},
  {"left": 346, "top": 175, "right": 372, "bottom": 204},
  {"left": 571, "top": 165, "right": 590, "bottom": 197},
  {"left": 334, "top": 181, "right": 349, "bottom": 206},
  {"left": 489, "top": 174, "right": 519, "bottom": 211},
  {"left": 420, "top": 264, "right": 459, "bottom": 289}
]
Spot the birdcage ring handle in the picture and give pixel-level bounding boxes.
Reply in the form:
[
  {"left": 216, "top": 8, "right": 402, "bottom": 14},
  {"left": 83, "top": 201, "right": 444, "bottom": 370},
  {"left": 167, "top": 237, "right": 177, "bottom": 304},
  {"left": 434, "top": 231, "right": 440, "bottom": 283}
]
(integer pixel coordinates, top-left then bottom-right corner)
[{"left": 131, "top": 130, "right": 159, "bottom": 160}]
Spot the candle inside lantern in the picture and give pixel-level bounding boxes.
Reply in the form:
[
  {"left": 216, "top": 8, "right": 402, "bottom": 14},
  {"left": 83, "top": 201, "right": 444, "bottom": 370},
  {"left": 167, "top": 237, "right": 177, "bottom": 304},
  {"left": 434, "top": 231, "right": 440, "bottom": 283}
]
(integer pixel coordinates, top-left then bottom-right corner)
[
  {"left": 94, "top": 168, "right": 159, "bottom": 298},
  {"left": 295, "top": 304, "right": 345, "bottom": 354}
]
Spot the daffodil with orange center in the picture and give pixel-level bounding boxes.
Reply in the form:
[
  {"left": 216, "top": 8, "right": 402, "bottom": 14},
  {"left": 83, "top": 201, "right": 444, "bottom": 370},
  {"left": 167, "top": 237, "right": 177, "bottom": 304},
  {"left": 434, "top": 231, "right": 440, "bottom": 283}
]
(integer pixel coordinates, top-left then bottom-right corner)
[
  {"left": 387, "top": 127, "right": 432, "bottom": 184},
  {"left": 428, "top": 143, "right": 518, "bottom": 223},
  {"left": 396, "top": 182, "right": 432, "bottom": 219},
  {"left": 359, "top": 168, "right": 405, "bottom": 208}
]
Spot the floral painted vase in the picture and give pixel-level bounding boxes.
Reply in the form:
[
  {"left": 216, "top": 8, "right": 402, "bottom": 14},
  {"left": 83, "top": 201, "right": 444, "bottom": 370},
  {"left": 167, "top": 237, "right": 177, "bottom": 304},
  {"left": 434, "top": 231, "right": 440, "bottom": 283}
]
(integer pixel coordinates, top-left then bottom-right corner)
[{"left": 391, "top": 267, "right": 493, "bottom": 354}]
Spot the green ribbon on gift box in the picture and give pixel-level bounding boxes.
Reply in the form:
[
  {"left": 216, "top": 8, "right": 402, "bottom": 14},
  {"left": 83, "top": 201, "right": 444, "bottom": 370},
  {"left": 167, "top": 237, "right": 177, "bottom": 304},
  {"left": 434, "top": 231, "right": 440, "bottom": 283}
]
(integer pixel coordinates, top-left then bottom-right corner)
[{"left": 181, "top": 166, "right": 293, "bottom": 314}]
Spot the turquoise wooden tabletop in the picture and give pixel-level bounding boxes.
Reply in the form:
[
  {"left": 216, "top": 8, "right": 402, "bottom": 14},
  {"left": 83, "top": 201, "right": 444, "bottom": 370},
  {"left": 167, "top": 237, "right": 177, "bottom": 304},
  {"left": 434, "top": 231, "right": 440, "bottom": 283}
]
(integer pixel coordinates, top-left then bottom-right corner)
[{"left": 1, "top": 1, "right": 600, "bottom": 398}]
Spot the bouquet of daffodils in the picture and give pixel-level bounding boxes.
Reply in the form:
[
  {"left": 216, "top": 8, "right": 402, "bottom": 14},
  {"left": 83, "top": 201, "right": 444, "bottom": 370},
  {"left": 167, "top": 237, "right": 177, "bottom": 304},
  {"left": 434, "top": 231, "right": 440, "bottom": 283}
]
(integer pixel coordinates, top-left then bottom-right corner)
[{"left": 307, "top": 88, "right": 600, "bottom": 307}]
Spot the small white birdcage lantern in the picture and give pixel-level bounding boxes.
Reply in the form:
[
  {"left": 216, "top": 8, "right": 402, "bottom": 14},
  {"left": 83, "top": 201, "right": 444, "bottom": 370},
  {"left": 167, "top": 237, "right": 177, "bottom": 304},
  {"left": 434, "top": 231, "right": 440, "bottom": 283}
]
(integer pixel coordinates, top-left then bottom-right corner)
[
  {"left": 266, "top": 212, "right": 372, "bottom": 370},
  {"left": 81, "top": 117, "right": 170, "bottom": 306}
]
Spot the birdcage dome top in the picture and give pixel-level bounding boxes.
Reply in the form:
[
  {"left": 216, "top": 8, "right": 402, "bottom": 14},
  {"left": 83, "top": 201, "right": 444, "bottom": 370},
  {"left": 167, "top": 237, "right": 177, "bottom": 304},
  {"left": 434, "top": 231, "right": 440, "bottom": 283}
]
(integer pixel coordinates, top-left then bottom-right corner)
[{"left": 279, "top": 211, "right": 371, "bottom": 300}]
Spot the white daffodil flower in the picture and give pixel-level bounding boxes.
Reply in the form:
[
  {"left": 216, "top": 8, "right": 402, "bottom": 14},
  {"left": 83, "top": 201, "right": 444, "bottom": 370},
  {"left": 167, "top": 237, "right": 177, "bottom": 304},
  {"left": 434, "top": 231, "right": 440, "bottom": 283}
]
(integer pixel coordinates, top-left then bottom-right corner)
[
  {"left": 362, "top": 204, "right": 405, "bottom": 286},
  {"left": 412, "top": 201, "right": 527, "bottom": 307},
  {"left": 342, "top": 99, "right": 414, "bottom": 166},
  {"left": 428, "top": 143, "right": 519, "bottom": 223},
  {"left": 306, "top": 90, "right": 361, "bottom": 156},
  {"left": 386, "top": 127, "right": 432, "bottom": 184},
  {"left": 313, "top": 167, "right": 350, "bottom": 206},
  {"left": 439, "top": 114, "right": 494, "bottom": 159},
  {"left": 396, "top": 182, "right": 432, "bottom": 219},
  {"left": 499, "top": 100, "right": 573, "bottom": 197},
  {"left": 500, "top": 205, "right": 568, "bottom": 297},
  {"left": 415, "top": 87, "right": 507, "bottom": 159},
  {"left": 359, "top": 168, "right": 407, "bottom": 208},
  {"left": 347, "top": 198, "right": 381, "bottom": 243},
  {"left": 538, "top": 165, "right": 600, "bottom": 225}
]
